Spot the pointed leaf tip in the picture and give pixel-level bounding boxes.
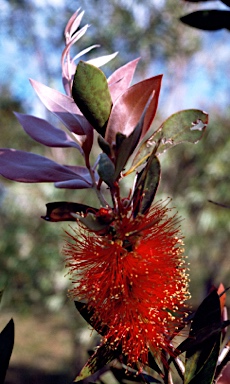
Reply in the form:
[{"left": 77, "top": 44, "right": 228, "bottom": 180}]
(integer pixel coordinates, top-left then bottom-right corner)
[
  {"left": 0, "top": 149, "right": 80, "bottom": 183},
  {"left": 74, "top": 342, "right": 120, "bottom": 382},
  {"left": 133, "top": 154, "right": 161, "bottom": 216},
  {"left": 180, "top": 10, "right": 230, "bottom": 31},
  {"left": 97, "top": 153, "right": 115, "bottom": 188},
  {"left": 14, "top": 112, "right": 81, "bottom": 150}
]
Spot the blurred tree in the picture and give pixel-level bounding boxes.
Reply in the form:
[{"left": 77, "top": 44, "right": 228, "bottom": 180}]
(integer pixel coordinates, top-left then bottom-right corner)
[{"left": 158, "top": 110, "right": 230, "bottom": 304}]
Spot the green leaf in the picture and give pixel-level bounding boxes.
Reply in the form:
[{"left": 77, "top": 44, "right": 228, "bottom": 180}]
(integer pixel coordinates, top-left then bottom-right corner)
[
  {"left": 41, "top": 201, "right": 98, "bottom": 222},
  {"left": 97, "top": 153, "right": 115, "bottom": 188},
  {"left": 72, "top": 61, "right": 112, "bottom": 136},
  {"left": 73, "top": 212, "right": 109, "bottom": 232},
  {"left": 132, "top": 109, "right": 208, "bottom": 170},
  {"left": 184, "top": 335, "right": 221, "bottom": 384},
  {"left": 97, "top": 135, "right": 112, "bottom": 156},
  {"left": 133, "top": 154, "right": 161, "bottom": 216},
  {"left": 147, "top": 349, "right": 163, "bottom": 376},
  {"left": 74, "top": 342, "right": 120, "bottom": 382},
  {"left": 182, "top": 290, "right": 221, "bottom": 384},
  {"left": 156, "top": 109, "right": 208, "bottom": 152},
  {"left": 0, "top": 319, "right": 14, "bottom": 384},
  {"left": 74, "top": 301, "right": 109, "bottom": 336}
]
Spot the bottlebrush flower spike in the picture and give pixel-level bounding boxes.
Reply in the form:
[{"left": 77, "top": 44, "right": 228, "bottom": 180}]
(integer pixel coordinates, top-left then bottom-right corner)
[{"left": 65, "top": 199, "right": 190, "bottom": 367}]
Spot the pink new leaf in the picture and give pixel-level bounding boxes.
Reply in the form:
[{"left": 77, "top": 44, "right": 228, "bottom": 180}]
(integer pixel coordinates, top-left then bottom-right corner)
[
  {"left": 64, "top": 9, "right": 84, "bottom": 41},
  {"left": 0, "top": 149, "right": 90, "bottom": 184},
  {"left": 14, "top": 112, "right": 82, "bottom": 152},
  {"left": 62, "top": 24, "right": 89, "bottom": 81},
  {"left": 105, "top": 74, "right": 163, "bottom": 145},
  {"left": 108, "top": 58, "right": 140, "bottom": 102}
]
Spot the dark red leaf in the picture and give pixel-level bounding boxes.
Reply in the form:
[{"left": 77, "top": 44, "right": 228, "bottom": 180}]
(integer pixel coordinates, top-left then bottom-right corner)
[
  {"left": 42, "top": 202, "right": 97, "bottom": 222},
  {"left": 105, "top": 75, "right": 162, "bottom": 146},
  {"left": 113, "top": 94, "right": 155, "bottom": 181}
]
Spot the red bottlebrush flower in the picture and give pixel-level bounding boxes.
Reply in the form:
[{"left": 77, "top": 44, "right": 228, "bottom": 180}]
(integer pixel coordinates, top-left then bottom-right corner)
[{"left": 65, "top": 200, "right": 190, "bottom": 366}]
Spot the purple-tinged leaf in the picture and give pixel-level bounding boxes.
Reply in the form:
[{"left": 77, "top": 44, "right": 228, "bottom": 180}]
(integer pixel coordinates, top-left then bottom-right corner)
[
  {"left": 64, "top": 165, "right": 91, "bottom": 176},
  {"left": 30, "top": 79, "right": 94, "bottom": 156},
  {"left": 54, "top": 179, "right": 92, "bottom": 189},
  {"left": 105, "top": 75, "right": 162, "bottom": 146},
  {"left": 30, "top": 79, "right": 92, "bottom": 135},
  {"left": 0, "top": 149, "right": 85, "bottom": 183},
  {"left": 42, "top": 201, "right": 97, "bottom": 222},
  {"left": 108, "top": 58, "right": 140, "bottom": 102},
  {"left": 64, "top": 165, "right": 94, "bottom": 184},
  {"left": 30, "top": 78, "right": 81, "bottom": 119},
  {"left": 14, "top": 112, "right": 82, "bottom": 151}
]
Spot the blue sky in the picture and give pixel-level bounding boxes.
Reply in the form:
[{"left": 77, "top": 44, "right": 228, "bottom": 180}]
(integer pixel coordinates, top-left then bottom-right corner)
[{"left": 0, "top": 1, "right": 229, "bottom": 119}]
